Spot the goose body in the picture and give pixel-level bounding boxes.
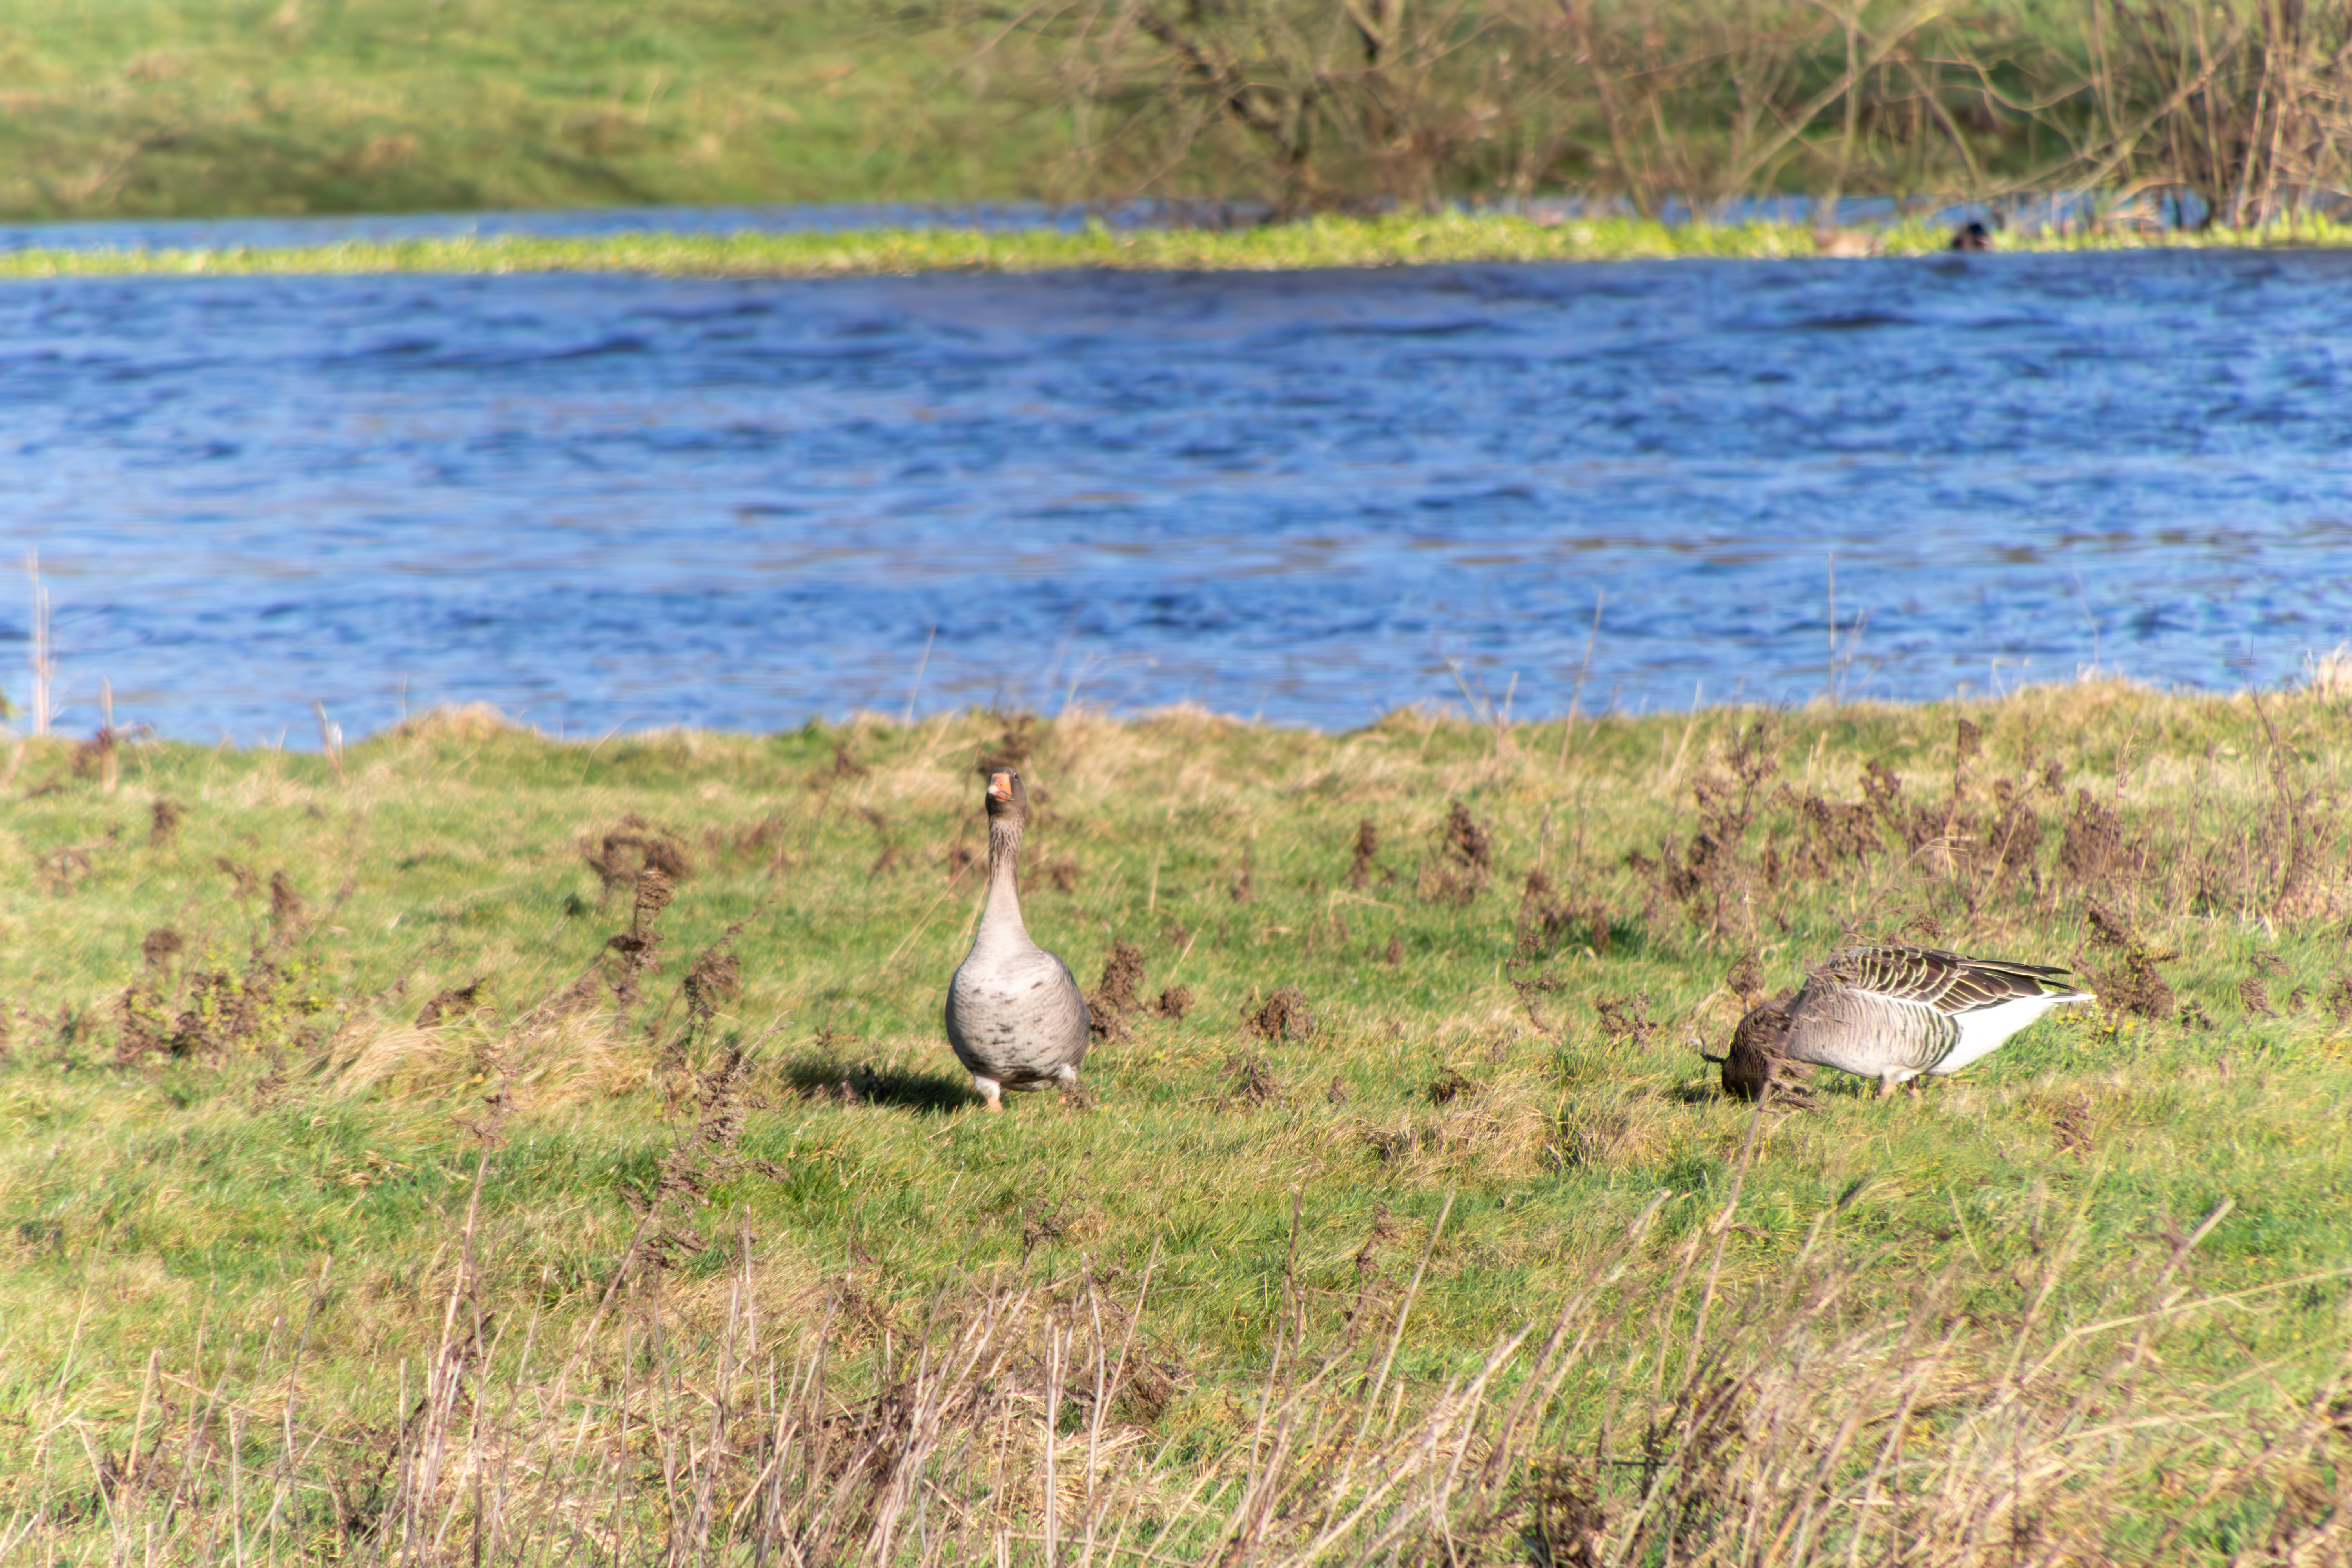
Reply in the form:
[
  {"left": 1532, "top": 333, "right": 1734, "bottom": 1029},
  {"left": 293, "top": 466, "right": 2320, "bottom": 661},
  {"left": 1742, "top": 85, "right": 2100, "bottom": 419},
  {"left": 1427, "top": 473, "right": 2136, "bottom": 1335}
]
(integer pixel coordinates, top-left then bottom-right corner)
[
  {"left": 1742, "top": 944, "right": 2092, "bottom": 1095},
  {"left": 944, "top": 768, "right": 1090, "bottom": 1110}
]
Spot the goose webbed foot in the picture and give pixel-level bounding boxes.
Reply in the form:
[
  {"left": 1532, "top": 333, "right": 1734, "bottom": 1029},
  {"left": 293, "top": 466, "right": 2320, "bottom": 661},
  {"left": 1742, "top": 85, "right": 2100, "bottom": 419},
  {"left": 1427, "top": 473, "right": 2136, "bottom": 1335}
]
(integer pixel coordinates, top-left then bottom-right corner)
[{"left": 972, "top": 1075, "right": 1005, "bottom": 1112}]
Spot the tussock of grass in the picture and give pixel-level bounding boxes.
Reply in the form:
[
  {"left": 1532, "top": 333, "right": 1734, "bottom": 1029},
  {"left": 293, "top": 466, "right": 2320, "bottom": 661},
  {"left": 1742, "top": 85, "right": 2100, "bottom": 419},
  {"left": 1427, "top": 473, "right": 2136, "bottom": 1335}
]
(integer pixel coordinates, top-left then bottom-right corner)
[
  {"left": 4, "top": 680, "right": 2352, "bottom": 1560},
  {"left": 8, "top": 211, "right": 2352, "bottom": 283}
]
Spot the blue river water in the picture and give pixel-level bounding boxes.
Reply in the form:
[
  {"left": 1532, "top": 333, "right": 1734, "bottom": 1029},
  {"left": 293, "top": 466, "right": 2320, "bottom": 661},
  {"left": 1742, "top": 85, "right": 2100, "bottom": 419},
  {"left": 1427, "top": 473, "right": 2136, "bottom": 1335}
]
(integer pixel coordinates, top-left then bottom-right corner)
[{"left": 4, "top": 244, "right": 2350, "bottom": 743}]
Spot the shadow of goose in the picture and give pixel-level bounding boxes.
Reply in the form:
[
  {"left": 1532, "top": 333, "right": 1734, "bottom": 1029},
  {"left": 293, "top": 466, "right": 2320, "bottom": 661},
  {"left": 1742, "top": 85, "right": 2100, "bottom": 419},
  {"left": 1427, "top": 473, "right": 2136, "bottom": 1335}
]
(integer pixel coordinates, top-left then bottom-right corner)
[{"left": 780, "top": 1056, "right": 978, "bottom": 1114}]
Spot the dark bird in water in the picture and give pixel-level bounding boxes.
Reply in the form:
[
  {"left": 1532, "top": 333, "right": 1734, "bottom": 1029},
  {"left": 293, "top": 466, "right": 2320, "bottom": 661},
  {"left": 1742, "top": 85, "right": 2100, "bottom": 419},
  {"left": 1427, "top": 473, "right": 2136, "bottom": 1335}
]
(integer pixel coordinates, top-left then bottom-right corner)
[
  {"left": 944, "top": 768, "right": 1090, "bottom": 1110},
  {"left": 1711, "top": 944, "right": 2093, "bottom": 1098},
  {"left": 1951, "top": 220, "right": 1994, "bottom": 252}
]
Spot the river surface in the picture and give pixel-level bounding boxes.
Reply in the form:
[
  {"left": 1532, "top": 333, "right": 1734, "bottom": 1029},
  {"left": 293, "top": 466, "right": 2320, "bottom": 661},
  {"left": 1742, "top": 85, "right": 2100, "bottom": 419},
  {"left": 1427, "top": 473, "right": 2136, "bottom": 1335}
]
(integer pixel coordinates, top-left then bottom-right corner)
[{"left": 5, "top": 246, "right": 2351, "bottom": 742}]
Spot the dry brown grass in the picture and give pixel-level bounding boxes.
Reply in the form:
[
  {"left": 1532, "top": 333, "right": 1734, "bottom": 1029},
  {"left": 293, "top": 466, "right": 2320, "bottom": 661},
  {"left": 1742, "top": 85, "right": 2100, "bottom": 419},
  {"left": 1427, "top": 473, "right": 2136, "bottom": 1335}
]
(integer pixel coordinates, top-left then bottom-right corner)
[
  {"left": 392, "top": 701, "right": 529, "bottom": 743},
  {"left": 333, "top": 1009, "right": 643, "bottom": 1108},
  {"left": 2307, "top": 644, "right": 2352, "bottom": 701}
]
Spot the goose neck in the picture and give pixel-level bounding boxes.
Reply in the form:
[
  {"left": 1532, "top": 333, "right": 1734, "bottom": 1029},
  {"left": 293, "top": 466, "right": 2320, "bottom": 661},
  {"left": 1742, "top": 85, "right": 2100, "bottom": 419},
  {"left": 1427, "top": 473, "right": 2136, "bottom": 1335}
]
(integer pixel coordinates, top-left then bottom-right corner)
[{"left": 982, "top": 818, "right": 1027, "bottom": 933}]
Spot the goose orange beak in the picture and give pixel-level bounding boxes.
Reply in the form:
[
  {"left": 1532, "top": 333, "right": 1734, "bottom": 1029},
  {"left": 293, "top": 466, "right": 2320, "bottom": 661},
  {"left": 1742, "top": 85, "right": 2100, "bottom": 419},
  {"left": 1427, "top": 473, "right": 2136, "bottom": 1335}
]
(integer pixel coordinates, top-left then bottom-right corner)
[{"left": 987, "top": 770, "right": 1014, "bottom": 802}]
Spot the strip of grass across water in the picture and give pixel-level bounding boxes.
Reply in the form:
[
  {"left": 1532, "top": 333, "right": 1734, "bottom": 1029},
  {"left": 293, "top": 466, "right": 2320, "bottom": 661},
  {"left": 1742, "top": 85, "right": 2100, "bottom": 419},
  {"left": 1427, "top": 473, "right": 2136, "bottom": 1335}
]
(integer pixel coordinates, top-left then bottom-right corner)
[
  {"left": 8, "top": 212, "right": 2352, "bottom": 281},
  {"left": 4, "top": 682, "right": 2352, "bottom": 1559}
]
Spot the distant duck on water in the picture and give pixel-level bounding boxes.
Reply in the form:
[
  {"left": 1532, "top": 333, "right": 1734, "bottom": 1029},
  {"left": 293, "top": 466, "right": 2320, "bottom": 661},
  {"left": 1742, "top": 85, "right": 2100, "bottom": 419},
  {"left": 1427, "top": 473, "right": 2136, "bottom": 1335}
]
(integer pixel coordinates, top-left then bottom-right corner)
[
  {"left": 944, "top": 768, "right": 1091, "bottom": 1111},
  {"left": 1711, "top": 944, "right": 2093, "bottom": 1098}
]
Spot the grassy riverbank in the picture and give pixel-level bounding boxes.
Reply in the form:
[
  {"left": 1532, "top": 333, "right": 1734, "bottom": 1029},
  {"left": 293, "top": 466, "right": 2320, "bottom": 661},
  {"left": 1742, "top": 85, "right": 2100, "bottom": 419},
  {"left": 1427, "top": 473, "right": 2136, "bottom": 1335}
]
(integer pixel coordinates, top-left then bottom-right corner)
[
  {"left": 9, "top": 0, "right": 2350, "bottom": 238},
  {"left": 0, "top": 0, "right": 1029, "bottom": 220},
  {"left": 11, "top": 211, "right": 2352, "bottom": 282},
  {"left": 5, "top": 682, "right": 2352, "bottom": 1561}
]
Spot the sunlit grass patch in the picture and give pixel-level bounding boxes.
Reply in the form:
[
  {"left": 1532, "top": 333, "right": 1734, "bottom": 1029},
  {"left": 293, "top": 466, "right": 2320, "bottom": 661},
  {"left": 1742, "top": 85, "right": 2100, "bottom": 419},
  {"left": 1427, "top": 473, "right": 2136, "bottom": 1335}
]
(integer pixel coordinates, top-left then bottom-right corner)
[
  {"left": 3, "top": 680, "right": 2352, "bottom": 1559},
  {"left": 9, "top": 210, "right": 2352, "bottom": 282}
]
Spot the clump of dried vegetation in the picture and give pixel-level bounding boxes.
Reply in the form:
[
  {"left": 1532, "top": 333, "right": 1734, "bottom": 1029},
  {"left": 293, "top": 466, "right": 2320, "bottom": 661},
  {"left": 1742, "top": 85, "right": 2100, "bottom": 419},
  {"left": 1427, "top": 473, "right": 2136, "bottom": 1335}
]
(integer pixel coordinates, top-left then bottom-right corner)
[
  {"left": 916, "top": 0, "right": 2352, "bottom": 227},
  {"left": 3, "top": 679, "right": 2352, "bottom": 1562}
]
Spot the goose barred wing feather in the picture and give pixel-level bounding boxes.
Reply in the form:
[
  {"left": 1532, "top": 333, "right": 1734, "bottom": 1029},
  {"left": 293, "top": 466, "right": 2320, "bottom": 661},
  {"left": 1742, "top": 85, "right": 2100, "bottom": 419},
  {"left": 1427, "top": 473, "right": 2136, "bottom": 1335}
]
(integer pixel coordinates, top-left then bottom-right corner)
[
  {"left": 1820, "top": 944, "right": 2079, "bottom": 1015},
  {"left": 1782, "top": 943, "right": 2096, "bottom": 1085}
]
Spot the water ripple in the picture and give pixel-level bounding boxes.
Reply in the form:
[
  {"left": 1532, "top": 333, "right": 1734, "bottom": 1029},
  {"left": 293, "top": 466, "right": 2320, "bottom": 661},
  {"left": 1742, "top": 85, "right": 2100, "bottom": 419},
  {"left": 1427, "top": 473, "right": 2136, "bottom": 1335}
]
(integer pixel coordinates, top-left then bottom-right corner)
[{"left": 5, "top": 248, "right": 2352, "bottom": 741}]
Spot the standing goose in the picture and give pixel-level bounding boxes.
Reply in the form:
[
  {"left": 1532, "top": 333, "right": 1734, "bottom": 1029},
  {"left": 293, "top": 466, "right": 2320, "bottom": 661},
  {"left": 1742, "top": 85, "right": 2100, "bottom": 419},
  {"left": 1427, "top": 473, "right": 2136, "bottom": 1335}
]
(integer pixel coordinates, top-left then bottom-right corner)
[
  {"left": 945, "top": 768, "right": 1091, "bottom": 1110},
  {"left": 1725, "top": 944, "right": 2093, "bottom": 1097}
]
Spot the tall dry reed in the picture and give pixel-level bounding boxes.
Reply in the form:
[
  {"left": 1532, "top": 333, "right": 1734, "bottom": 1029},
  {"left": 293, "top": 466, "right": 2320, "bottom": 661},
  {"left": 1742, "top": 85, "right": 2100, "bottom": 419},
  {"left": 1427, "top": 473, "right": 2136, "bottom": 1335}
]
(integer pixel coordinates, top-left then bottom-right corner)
[{"left": 917, "top": 0, "right": 2352, "bottom": 226}]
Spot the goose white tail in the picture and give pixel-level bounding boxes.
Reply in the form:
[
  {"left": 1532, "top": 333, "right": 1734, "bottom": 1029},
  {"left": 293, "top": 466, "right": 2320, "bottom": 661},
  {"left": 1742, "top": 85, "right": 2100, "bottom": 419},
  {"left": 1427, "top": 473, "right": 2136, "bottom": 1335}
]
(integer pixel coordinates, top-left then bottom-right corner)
[{"left": 1932, "top": 990, "right": 2096, "bottom": 1075}]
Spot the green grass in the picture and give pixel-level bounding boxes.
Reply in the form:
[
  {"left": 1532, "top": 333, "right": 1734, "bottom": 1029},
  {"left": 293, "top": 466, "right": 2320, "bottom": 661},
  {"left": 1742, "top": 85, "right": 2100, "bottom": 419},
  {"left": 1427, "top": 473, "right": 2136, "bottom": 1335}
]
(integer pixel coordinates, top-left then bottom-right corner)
[
  {"left": 8, "top": 210, "right": 2352, "bottom": 281},
  {"left": 4, "top": 683, "right": 2352, "bottom": 1560},
  {"left": 0, "top": 0, "right": 1051, "bottom": 220}
]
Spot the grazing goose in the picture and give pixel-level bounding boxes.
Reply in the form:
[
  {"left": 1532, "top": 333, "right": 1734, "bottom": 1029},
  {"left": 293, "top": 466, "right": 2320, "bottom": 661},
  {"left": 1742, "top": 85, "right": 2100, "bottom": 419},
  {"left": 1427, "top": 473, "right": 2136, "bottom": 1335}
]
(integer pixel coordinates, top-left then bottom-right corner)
[
  {"left": 1730, "top": 944, "right": 2092, "bottom": 1097},
  {"left": 944, "top": 768, "right": 1091, "bottom": 1110}
]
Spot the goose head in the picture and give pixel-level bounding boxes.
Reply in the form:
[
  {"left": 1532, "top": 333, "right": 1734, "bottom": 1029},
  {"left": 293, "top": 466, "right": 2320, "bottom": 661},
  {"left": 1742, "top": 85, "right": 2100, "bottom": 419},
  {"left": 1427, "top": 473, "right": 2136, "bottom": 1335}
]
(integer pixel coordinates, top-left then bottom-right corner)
[
  {"left": 1715, "top": 994, "right": 1798, "bottom": 1102},
  {"left": 985, "top": 767, "right": 1028, "bottom": 826}
]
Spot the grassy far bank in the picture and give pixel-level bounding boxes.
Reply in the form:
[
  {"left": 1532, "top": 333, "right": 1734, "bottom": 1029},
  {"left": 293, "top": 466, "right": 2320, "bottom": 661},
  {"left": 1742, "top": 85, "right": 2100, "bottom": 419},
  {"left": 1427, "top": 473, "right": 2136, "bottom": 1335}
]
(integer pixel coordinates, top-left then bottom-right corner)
[
  {"left": 8, "top": 0, "right": 2350, "bottom": 242},
  {"left": 0, "top": 0, "right": 1037, "bottom": 220},
  {"left": 11, "top": 210, "right": 2352, "bottom": 281},
  {"left": 4, "top": 682, "right": 2352, "bottom": 1560}
]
